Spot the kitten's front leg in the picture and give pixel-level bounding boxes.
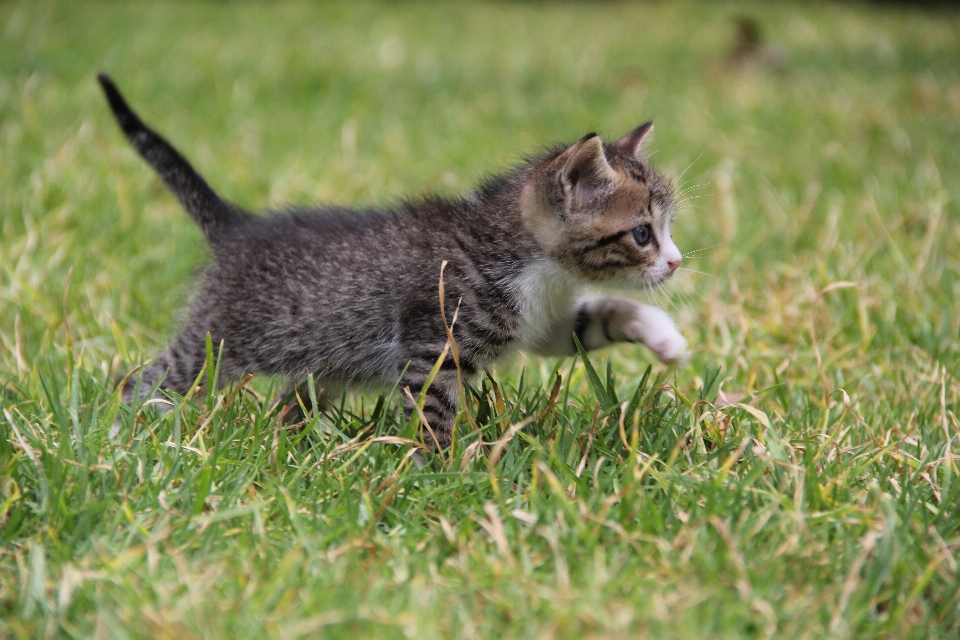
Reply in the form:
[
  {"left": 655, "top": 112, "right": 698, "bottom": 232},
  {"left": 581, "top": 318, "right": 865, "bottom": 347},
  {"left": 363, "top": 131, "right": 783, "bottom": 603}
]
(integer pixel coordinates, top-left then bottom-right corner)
[
  {"left": 278, "top": 379, "right": 333, "bottom": 425},
  {"left": 575, "top": 296, "right": 688, "bottom": 364},
  {"left": 531, "top": 296, "right": 687, "bottom": 364}
]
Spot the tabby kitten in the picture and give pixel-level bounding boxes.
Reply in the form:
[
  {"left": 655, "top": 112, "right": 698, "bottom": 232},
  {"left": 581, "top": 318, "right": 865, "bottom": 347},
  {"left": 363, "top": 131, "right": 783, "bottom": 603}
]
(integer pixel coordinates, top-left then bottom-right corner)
[{"left": 99, "top": 74, "right": 686, "bottom": 451}]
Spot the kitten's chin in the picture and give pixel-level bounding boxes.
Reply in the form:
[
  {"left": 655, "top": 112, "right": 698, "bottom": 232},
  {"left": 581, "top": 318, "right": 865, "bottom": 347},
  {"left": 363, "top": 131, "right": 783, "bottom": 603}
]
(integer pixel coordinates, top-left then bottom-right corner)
[
  {"left": 598, "top": 270, "right": 659, "bottom": 292},
  {"left": 618, "top": 269, "right": 673, "bottom": 291}
]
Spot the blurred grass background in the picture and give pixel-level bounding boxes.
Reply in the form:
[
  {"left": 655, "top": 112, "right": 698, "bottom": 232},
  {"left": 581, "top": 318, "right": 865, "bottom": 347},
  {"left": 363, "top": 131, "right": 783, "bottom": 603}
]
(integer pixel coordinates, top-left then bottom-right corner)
[{"left": 1, "top": 1, "right": 959, "bottom": 638}]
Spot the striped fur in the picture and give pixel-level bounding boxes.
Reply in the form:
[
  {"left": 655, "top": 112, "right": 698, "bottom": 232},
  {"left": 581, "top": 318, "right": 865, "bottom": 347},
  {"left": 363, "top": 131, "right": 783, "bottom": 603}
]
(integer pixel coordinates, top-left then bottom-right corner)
[{"left": 101, "top": 76, "right": 687, "bottom": 452}]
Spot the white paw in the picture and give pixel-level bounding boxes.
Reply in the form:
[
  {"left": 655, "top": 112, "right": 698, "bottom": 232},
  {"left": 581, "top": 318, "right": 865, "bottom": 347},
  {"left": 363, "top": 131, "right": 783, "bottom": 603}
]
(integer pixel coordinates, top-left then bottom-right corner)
[
  {"left": 623, "top": 306, "right": 688, "bottom": 365},
  {"left": 646, "top": 326, "right": 688, "bottom": 365}
]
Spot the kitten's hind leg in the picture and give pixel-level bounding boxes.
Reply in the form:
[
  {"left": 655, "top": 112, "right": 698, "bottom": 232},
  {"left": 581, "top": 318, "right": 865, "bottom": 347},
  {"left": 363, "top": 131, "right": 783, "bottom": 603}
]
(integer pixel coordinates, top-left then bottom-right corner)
[
  {"left": 121, "top": 335, "right": 208, "bottom": 403},
  {"left": 112, "top": 346, "right": 203, "bottom": 435},
  {"left": 116, "top": 330, "right": 231, "bottom": 426}
]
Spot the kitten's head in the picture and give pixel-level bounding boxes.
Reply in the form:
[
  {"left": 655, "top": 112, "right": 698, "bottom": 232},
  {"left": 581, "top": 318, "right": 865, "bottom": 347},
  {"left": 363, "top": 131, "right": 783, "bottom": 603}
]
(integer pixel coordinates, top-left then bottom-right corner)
[{"left": 520, "top": 122, "right": 680, "bottom": 289}]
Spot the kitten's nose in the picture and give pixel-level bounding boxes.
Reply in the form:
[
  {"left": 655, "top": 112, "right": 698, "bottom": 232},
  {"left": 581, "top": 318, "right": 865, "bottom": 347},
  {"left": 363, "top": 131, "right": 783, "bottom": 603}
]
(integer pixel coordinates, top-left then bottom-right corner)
[{"left": 667, "top": 257, "right": 681, "bottom": 273}]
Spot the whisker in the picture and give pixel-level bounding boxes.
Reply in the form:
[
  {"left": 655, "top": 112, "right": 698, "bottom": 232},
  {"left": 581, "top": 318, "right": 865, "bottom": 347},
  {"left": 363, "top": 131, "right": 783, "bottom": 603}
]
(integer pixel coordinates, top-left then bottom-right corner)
[
  {"left": 682, "top": 244, "right": 720, "bottom": 258},
  {"left": 674, "top": 152, "right": 704, "bottom": 187},
  {"left": 665, "top": 272, "right": 715, "bottom": 308},
  {"left": 651, "top": 287, "right": 670, "bottom": 311},
  {"left": 674, "top": 204, "right": 706, "bottom": 218},
  {"left": 659, "top": 277, "right": 703, "bottom": 313},
  {"left": 676, "top": 267, "right": 721, "bottom": 281},
  {"left": 675, "top": 198, "right": 710, "bottom": 209},
  {"left": 675, "top": 175, "right": 713, "bottom": 195},
  {"left": 675, "top": 194, "right": 710, "bottom": 205},
  {"left": 676, "top": 197, "right": 708, "bottom": 205},
  {"left": 675, "top": 182, "right": 711, "bottom": 198}
]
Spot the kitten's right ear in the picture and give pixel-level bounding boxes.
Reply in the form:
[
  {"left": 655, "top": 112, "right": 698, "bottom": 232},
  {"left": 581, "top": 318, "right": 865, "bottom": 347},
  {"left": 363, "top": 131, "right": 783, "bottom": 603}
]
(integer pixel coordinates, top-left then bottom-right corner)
[
  {"left": 558, "top": 134, "right": 616, "bottom": 204},
  {"left": 614, "top": 121, "right": 654, "bottom": 159}
]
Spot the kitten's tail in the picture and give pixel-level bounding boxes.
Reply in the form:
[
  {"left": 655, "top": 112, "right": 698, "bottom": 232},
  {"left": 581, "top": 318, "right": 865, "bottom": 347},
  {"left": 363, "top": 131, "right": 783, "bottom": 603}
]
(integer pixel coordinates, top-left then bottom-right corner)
[{"left": 97, "top": 73, "right": 246, "bottom": 242}]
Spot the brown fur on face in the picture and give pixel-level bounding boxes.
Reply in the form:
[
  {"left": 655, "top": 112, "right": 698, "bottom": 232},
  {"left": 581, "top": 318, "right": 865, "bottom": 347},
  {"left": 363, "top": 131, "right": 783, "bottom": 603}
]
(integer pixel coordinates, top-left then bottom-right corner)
[{"left": 520, "top": 125, "right": 676, "bottom": 286}]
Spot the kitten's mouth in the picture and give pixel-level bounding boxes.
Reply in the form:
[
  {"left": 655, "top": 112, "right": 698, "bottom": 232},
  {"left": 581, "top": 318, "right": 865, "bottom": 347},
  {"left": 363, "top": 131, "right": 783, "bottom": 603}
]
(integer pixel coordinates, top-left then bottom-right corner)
[{"left": 640, "top": 270, "right": 673, "bottom": 290}]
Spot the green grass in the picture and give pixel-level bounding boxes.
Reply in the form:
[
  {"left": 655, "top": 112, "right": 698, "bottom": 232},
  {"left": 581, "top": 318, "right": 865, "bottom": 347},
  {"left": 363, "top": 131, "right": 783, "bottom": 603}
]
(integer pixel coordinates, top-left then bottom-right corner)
[{"left": 2, "top": 1, "right": 959, "bottom": 637}]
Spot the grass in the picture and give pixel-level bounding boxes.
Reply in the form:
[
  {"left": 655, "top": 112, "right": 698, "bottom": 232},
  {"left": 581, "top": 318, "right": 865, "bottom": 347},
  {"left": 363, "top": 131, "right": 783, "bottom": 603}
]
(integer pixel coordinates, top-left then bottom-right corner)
[{"left": 1, "top": 1, "right": 959, "bottom": 637}]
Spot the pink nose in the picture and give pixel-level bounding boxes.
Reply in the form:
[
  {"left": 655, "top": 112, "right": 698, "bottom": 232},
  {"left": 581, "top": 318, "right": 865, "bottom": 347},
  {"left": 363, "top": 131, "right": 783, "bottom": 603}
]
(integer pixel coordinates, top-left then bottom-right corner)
[{"left": 667, "top": 257, "right": 681, "bottom": 273}]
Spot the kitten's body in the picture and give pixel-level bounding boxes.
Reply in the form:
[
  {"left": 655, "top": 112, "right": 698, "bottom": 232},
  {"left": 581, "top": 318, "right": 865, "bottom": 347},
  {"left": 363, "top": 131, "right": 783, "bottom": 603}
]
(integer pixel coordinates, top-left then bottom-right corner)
[{"left": 99, "top": 74, "right": 686, "bottom": 450}]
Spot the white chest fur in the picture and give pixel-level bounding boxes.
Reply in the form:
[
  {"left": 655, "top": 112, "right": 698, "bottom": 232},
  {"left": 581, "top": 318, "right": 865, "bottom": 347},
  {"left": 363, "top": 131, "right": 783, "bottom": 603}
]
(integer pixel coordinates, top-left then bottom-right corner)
[{"left": 513, "top": 259, "right": 581, "bottom": 352}]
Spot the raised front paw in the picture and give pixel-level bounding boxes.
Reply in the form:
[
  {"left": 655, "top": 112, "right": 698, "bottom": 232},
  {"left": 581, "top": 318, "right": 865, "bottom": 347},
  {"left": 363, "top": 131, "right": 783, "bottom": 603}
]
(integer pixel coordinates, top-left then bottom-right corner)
[
  {"left": 621, "top": 304, "right": 688, "bottom": 365},
  {"left": 575, "top": 296, "right": 689, "bottom": 364}
]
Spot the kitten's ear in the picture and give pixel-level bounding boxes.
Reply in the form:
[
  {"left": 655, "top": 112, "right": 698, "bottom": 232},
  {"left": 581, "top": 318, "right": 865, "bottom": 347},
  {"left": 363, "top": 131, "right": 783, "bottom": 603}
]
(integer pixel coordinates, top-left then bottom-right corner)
[
  {"left": 559, "top": 134, "right": 616, "bottom": 203},
  {"left": 614, "top": 121, "right": 654, "bottom": 159}
]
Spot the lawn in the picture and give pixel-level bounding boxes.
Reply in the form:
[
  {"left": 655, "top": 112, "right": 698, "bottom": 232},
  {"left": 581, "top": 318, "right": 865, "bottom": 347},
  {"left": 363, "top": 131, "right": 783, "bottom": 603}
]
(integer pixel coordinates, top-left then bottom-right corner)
[{"left": 1, "top": 1, "right": 959, "bottom": 637}]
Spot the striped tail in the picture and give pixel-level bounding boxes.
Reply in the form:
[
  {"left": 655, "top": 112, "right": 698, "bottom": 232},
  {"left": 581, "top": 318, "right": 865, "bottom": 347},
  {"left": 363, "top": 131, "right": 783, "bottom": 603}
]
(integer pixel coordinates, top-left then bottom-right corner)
[{"left": 97, "top": 73, "right": 246, "bottom": 242}]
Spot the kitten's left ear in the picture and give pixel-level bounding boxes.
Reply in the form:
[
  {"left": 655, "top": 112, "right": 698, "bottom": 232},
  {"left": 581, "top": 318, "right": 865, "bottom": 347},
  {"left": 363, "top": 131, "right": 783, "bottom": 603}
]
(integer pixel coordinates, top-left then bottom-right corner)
[
  {"left": 558, "top": 134, "right": 617, "bottom": 204},
  {"left": 614, "top": 121, "right": 654, "bottom": 159}
]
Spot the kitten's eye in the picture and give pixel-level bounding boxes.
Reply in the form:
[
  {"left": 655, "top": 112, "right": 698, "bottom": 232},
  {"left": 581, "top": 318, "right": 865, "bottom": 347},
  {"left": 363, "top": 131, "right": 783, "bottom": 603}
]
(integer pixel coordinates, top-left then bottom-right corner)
[{"left": 632, "top": 224, "right": 652, "bottom": 246}]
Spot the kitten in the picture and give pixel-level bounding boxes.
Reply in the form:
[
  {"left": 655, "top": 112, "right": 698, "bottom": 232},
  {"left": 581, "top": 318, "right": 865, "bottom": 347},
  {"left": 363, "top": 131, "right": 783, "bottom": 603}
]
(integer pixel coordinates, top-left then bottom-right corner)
[{"left": 98, "top": 74, "right": 687, "bottom": 451}]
